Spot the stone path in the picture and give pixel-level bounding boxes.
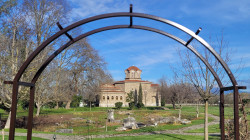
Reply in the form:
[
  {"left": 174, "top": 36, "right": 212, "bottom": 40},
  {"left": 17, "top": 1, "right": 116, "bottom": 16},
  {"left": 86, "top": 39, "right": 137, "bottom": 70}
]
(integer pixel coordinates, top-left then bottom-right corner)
[{"left": 3, "top": 114, "right": 220, "bottom": 140}]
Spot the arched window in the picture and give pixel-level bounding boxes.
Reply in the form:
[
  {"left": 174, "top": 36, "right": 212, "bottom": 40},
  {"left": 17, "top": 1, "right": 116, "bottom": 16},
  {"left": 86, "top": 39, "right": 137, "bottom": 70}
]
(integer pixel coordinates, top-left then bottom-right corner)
[
  {"left": 120, "top": 96, "right": 123, "bottom": 100},
  {"left": 112, "top": 96, "right": 114, "bottom": 100},
  {"left": 107, "top": 96, "right": 109, "bottom": 100},
  {"left": 103, "top": 96, "right": 105, "bottom": 100},
  {"left": 116, "top": 96, "right": 118, "bottom": 100}
]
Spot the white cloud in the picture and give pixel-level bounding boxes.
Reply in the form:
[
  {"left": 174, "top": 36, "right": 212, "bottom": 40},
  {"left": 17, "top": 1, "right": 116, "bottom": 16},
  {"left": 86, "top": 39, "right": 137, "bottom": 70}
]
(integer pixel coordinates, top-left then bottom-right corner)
[
  {"left": 67, "top": 0, "right": 145, "bottom": 20},
  {"left": 179, "top": 0, "right": 250, "bottom": 23}
]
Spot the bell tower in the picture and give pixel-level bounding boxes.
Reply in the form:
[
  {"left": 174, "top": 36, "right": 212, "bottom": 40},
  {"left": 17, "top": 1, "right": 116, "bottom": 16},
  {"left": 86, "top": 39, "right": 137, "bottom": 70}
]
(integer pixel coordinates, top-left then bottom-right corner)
[{"left": 125, "top": 66, "right": 142, "bottom": 80}]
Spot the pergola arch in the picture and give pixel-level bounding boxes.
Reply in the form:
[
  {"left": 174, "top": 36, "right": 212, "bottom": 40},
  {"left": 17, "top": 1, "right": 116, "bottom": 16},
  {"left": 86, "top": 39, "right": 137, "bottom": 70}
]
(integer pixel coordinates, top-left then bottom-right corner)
[{"left": 5, "top": 6, "right": 246, "bottom": 140}]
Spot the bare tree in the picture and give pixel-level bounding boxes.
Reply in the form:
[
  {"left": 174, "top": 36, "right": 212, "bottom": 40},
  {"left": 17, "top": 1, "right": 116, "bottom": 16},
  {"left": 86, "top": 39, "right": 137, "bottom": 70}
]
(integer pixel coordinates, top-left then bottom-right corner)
[{"left": 175, "top": 34, "right": 232, "bottom": 140}]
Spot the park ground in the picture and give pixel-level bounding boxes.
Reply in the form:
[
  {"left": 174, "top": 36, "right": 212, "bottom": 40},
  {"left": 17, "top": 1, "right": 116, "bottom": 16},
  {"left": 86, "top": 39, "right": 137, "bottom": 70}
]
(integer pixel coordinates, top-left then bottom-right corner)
[{"left": 0, "top": 105, "right": 249, "bottom": 140}]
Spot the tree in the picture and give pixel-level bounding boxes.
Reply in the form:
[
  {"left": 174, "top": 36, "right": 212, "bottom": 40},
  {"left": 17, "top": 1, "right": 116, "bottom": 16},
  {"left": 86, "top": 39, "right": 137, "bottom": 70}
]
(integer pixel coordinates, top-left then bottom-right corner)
[
  {"left": 158, "top": 76, "right": 169, "bottom": 107},
  {"left": 174, "top": 34, "right": 233, "bottom": 140},
  {"left": 137, "top": 83, "right": 144, "bottom": 108},
  {"left": 0, "top": 1, "right": 34, "bottom": 128},
  {"left": 138, "top": 83, "right": 143, "bottom": 104},
  {"left": 126, "top": 91, "right": 134, "bottom": 103},
  {"left": 23, "top": 0, "right": 69, "bottom": 115},
  {"left": 134, "top": 89, "right": 138, "bottom": 104}
]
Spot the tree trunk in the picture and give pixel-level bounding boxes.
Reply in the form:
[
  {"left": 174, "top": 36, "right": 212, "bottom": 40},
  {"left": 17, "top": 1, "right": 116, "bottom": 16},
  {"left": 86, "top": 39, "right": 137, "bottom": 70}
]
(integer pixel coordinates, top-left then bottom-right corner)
[
  {"left": 4, "top": 111, "right": 11, "bottom": 129},
  {"left": 178, "top": 109, "right": 181, "bottom": 120},
  {"left": 65, "top": 101, "right": 71, "bottom": 109},
  {"left": 196, "top": 103, "right": 199, "bottom": 118},
  {"left": 172, "top": 103, "right": 176, "bottom": 109},
  {"left": 54, "top": 102, "right": 59, "bottom": 109},
  {"left": 90, "top": 101, "right": 92, "bottom": 111},
  {"left": 204, "top": 100, "right": 208, "bottom": 140},
  {"left": 36, "top": 104, "right": 41, "bottom": 117},
  {"left": 178, "top": 105, "right": 182, "bottom": 120}
]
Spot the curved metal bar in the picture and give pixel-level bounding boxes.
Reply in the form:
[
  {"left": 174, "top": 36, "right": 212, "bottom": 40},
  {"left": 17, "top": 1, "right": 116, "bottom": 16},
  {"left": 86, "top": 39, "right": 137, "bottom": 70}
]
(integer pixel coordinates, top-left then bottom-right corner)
[
  {"left": 13, "top": 12, "right": 237, "bottom": 86},
  {"left": 31, "top": 25, "right": 224, "bottom": 88}
]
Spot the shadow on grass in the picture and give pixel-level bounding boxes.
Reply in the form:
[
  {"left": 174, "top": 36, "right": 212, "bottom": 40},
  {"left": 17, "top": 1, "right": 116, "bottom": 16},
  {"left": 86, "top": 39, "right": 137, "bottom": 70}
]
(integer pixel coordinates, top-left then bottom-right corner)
[{"left": 148, "top": 133, "right": 186, "bottom": 140}]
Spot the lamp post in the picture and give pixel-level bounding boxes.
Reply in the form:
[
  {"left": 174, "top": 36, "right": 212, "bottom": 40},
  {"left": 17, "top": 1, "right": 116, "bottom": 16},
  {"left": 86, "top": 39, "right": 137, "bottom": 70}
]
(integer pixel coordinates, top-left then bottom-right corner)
[{"left": 53, "top": 134, "right": 56, "bottom": 140}]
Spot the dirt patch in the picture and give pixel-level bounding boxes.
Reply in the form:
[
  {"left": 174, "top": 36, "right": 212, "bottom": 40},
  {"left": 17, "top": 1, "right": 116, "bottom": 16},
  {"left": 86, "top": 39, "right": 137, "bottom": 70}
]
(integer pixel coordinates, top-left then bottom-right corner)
[{"left": 33, "top": 114, "right": 73, "bottom": 131}]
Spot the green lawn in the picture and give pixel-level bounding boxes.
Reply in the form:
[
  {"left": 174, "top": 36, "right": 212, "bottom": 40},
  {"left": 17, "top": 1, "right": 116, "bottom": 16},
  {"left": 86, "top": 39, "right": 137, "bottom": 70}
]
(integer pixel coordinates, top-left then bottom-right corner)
[
  {"left": 185, "top": 124, "right": 220, "bottom": 133},
  {"left": 0, "top": 105, "right": 248, "bottom": 138},
  {"left": 93, "top": 133, "right": 220, "bottom": 140},
  {"left": 0, "top": 135, "right": 47, "bottom": 140}
]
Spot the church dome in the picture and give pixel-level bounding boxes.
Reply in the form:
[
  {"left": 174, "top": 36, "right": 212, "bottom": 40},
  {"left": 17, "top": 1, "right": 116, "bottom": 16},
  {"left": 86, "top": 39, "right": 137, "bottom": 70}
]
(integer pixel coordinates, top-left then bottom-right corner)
[{"left": 126, "top": 66, "right": 141, "bottom": 71}]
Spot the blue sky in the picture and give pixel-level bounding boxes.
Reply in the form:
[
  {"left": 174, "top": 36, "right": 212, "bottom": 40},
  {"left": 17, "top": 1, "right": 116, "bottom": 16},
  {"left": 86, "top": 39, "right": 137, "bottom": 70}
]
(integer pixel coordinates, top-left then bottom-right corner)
[{"left": 66, "top": 0, "right": 250, "bottom": 91}]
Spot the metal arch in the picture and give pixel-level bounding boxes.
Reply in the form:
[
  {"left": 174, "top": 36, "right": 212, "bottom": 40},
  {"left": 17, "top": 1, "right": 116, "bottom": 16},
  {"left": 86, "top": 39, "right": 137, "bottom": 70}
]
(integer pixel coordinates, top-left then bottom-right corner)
[
  {"left": 25, "top": 25, "right": 225, "bottom": 139},
  {"left": 31, "top": 25, "right": 223, "bottom": 87},
  {"left": 7, "top": 11, "right": 243, "bottom": 140},
  {"left": 12, "top": 12, "right": 237, "bottom": 84}
]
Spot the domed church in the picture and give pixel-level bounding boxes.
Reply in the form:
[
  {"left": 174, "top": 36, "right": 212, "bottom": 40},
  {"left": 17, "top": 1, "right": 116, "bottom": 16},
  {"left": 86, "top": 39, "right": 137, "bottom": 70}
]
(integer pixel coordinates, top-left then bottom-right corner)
[{"left": 99, "top": 66, "right": 160, "bottom": 107}]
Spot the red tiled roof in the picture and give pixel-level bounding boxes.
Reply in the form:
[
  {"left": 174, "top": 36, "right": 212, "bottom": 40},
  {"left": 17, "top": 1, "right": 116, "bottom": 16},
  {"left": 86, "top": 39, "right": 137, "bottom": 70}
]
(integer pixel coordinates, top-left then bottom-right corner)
[
  {"left": 101, "top": 90, "right": 125, "bottom": 93},
  {"left": 151, "top": 84, "right": 159, "bottom": 87},
  {"left": 126, "top": 66, "right": 141, "bottom": 71},
  {"left": 114, "top": 80, "right": 150, "bottom": 84}
]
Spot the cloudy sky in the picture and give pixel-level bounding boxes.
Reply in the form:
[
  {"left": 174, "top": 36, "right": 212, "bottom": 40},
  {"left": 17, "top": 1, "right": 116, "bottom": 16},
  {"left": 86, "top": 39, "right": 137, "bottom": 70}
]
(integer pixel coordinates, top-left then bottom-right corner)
[{"left": 65, "top": 0, "right": 250, "bottom": 91}]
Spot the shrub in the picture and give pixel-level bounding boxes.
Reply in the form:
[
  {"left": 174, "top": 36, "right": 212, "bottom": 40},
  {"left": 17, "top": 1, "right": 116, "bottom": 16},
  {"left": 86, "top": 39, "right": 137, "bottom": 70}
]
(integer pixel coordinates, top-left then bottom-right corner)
[
  {"left": 44, "top": 102, "right": 57, "bottom": 109},
  {"left": 161, "top": 100, "right": 166, "bottom": 106},
  {"left": 136, "top": 102, "right": 144, "bottom": 109},
  {"left": 128, "top": 102, "right": 135, "bottom": 110},
  {"left": 71, "top": 95, "right": 82, "bottom": 108},
  {"left": 115, "top": 102, "right": 123, "bottom": 109}
]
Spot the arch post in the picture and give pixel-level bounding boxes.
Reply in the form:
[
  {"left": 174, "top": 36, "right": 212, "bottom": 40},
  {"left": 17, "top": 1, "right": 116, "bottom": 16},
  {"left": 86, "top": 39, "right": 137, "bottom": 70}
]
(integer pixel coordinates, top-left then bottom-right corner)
[
  {"left": 27, "top": 86, "right": 35, "bottom": 140},
  {"left": 9, "top": 81, "right": 18, "bottom": 140},
  {"left": 234, "top": 86, "right": 240, "bottom": 140},
  {"left": 219, "top": 89, "right": 225, "bottom": 139}
]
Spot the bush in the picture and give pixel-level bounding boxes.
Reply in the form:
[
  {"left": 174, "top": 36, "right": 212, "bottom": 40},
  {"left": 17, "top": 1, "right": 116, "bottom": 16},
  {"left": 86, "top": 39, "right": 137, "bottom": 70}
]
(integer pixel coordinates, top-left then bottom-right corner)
[
  {"left": 161, "top": 100, "right": 166, "bottom": 106},
  {"left": 44, "top": 102, "right": 57, "bottom": 109},
  {"left": 129, "top": 102, "right": 135, "bottom": 110},
  {"left": 115, "top": 102, "right": 123, "bottom": 109},
  {"left": 71, "top": 95, "right": 82, "bottom": 108},
  {"left": 136, "top": 102, "right": 144, "bottom": 109}
]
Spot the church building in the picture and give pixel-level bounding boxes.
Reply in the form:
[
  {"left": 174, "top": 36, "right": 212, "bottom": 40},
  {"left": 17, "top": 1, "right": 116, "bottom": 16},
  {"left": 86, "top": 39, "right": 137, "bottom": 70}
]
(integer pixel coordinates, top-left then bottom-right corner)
[{"left": 99, "top": 66, "right": 160, "bottom": 107}]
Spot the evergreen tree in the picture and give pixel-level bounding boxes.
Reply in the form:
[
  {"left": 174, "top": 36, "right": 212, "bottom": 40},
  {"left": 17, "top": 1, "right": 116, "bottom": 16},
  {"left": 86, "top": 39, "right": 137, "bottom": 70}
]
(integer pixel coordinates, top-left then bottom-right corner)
[
  {"left": 134, "top": 89, "right": 138, "bottom": 104},
  {"left": 138, "top": 83, "right": 143, "bottom": 104}
]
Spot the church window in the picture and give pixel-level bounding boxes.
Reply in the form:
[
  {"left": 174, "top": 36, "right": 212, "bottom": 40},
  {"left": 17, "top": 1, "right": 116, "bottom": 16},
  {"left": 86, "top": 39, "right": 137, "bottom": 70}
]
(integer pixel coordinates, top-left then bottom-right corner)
[
  {"left": 131, "top": 72, "right": 134, "bottom": 78},
  {"left": 120, "top": 96, "right": 123, "bottom": 100},
  {"left": 112, "top": 96, "right": 114, "bottom": 100},
  {"left": 103, "top": 96, "right": 105, "bottom": 100},
  {"left": 107, "top": 96, "right": 109, "bottom": 100},
  {"left": 116, "top": 96, "right": 118, "bottom": 100}
]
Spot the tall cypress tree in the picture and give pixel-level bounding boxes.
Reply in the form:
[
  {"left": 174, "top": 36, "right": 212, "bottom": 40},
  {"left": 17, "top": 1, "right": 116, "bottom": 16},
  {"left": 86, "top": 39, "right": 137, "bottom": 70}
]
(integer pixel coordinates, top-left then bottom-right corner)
[
  {"left": 134, "top": 89, "right": 138, "bottom": 104},
  {"left": 138, "top": 83, "right": 143, "bottom": 104}
]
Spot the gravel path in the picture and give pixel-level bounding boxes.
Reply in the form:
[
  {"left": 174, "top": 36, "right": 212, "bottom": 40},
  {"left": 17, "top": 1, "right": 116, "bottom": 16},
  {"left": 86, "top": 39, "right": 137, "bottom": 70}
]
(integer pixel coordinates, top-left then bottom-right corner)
[{"left": 3, "top": 114, "right": 220, "bottom": 140}]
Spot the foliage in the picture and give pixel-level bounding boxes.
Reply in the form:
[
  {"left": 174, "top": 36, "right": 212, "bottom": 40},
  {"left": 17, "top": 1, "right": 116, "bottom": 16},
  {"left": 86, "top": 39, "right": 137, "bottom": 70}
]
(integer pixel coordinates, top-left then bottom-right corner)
[
  {"left": 126, "top": 91, "right": 134, "bottom": 102},
  {"left": 136, "top": 102, "right": 144, "bottom": 109},
  {"left": 115, "top": 102, "right": 123, "bottom": 110},
  {"left": 161, "top": 100, "right": 165, "bottom": 106},
  {"left": 71, "top": 95, "right": 82, "bottom": 108},
  {"left": 134, "top": 90, "right": 138, "bottom": 104},
  {"left": 44, "top": 102, "right": 56, "bottom": 109},
  {"left": 18, "top": 99, "right": 29, "bottom": 110},
  {"left": 128, "top": 102, "right": 135, "bottom": 110},
  {"left": 138, "top": 83, "right": 143, "bottom": 104}
]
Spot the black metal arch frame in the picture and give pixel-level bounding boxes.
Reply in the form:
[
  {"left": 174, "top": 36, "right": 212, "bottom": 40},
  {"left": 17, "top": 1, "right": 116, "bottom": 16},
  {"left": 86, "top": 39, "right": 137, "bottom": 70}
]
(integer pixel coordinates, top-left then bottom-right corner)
[{"left": 4, "top": 5, "right": 246, "bottom": 140}]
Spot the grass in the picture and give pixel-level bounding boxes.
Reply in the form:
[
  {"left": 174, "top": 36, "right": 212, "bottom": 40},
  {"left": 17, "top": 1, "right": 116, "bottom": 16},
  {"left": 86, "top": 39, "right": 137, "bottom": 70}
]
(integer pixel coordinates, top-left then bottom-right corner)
[
  {"left": 93, "top": 133, "right": 220, "bottom": 140},
  {"left": 0, "top": 105, "right": 248, "bottom": 137},
  {"left": 185, "top": 124, "right": 220, "bottom": 133},
  {"left": 0, "top": 135, "right": 47, "bottom": 140}
]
